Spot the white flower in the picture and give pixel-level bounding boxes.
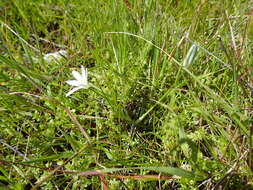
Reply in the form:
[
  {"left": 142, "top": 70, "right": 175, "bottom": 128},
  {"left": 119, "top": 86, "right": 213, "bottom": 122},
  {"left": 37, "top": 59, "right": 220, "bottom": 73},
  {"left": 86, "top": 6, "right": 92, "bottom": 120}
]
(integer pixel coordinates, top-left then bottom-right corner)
[
  {"left": 66, "top": 66, "right": 89, "bottom": 97},
  {"left": 43, "top": 50, "right": 67, "bottom": 63}
]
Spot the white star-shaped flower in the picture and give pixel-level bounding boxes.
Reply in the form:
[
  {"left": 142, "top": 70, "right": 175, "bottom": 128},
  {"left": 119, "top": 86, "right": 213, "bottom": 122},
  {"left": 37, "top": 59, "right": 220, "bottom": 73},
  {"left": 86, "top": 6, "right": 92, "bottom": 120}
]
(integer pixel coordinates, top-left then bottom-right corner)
[
  {"left": 66, "top": 66, "right": 89, "bottom": 97},
  {"left": 44, "top": 50, "right": 67, "bottom": 63}
]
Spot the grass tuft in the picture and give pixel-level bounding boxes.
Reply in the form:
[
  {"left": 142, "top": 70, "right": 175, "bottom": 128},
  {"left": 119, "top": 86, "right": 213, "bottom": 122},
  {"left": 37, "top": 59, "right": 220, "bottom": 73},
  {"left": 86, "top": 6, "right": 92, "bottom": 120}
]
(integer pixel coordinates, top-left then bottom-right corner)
[{"left": 0, "top": 0, "right": 253, "bottom": 189}]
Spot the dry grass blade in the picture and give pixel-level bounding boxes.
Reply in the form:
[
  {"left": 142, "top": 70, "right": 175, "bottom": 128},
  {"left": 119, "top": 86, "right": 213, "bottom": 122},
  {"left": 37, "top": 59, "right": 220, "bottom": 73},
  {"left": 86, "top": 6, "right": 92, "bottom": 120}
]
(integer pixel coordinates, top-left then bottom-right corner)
[
  {"left": 0, "top": 20, "right": 40, "bottom": 53},
  {"left": 30, "top": 147, "right": 86, "bottom": 190},
  {"left": 8, "top": 92, "right": 91, "bottom": 144},
  {"left": 211, "top": 150, "right": 249, "bottom": 190}
]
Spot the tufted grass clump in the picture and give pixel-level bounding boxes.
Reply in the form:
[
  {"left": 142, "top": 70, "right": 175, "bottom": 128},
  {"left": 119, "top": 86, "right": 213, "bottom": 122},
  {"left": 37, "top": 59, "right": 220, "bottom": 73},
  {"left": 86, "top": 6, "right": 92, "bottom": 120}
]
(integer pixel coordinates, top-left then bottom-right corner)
[{"left": 0, "top": 0, "right": 253, "bottom": 189}]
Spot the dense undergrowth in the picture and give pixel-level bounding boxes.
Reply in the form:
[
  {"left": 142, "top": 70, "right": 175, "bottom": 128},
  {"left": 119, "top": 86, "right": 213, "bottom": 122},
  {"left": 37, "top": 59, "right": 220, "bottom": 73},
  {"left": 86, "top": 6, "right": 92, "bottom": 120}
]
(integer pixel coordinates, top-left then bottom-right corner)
[{"left": 0, "top": 0, "right": 253, "bottom": 189}]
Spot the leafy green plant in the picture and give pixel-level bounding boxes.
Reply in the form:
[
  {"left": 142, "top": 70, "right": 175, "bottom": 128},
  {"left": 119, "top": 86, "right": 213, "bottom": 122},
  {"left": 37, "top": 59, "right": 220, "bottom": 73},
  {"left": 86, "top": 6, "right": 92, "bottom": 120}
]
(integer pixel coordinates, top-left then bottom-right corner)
[{"left": 0, "top": 0, "right": 252, "bottom": 189}]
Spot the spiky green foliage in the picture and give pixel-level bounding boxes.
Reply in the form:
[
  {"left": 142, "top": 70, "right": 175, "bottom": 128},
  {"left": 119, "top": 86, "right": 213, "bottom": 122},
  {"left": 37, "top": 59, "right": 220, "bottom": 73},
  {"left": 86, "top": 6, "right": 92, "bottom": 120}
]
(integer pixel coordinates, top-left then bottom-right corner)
[{"left": 0, "top": 0, "right": 253, "bottom": 189}]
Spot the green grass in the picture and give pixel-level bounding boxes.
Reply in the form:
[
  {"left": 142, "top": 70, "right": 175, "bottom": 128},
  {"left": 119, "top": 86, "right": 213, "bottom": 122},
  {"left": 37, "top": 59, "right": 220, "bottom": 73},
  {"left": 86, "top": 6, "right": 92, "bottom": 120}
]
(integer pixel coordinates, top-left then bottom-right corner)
[{"left": 0, "top": 0, "right": 253, "bottom": 189}]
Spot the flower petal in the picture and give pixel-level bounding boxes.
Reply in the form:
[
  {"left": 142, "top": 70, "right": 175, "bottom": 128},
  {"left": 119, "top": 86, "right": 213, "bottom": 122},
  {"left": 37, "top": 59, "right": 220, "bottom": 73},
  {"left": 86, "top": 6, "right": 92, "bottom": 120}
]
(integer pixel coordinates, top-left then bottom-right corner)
[
  {"left": 81, "top": 66, "right": 87, "bottom": 77},
  {"left": 72, "top": 70, "right": 83, "bottom": 81},
  {"left": 81, "top": 66, "right": 88, "bottom": 84},
  {"left": 66, "top": 86, "right": 84, "bottom": 97},
  {"left": 66, "top": 80, "right": 82, "bottom": 86},
  {"left": 58, "top": 50, "right": 67, "bottom": 57},
  {"left": 43, "top": 50, "right": 67, "bottom": 63}
]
